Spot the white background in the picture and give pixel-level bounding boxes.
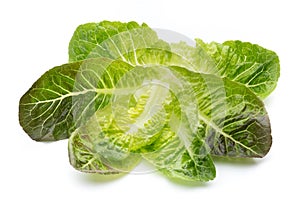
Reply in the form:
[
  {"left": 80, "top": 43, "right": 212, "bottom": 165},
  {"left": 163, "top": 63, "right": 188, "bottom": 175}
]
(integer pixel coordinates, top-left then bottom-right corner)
[{"left": 1, "top": 0, "right": 299, "bottom": 199}]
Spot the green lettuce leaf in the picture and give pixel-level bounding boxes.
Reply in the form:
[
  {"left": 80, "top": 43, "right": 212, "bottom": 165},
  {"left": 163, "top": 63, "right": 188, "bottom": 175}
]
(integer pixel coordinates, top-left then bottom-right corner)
[
  {"left": 176, "top": 66, "right": 271, "bottom": 157},
  {"left": 142, "top": 125, "right": 216, "bottom": 182},
  {"left": 207, "top": 78, "right": 272, "bottom": 157},
  {"left": 68, "top": 21, "right": 166, "bottom": 63},
  {"left": 196, "top": 39, "right": 280, "bottom": 98},
  {"left": 69, "top": 21, "right": 149, "bottom": 62},
  {"left": 19, "top": 59, "right": 134, "bottom": 141}
]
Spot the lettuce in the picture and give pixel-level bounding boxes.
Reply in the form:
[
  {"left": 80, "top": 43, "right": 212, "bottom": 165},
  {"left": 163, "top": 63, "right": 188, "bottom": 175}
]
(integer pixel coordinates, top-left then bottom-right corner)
[{"left": 19, "top": 21, "right": 279, "bottom": 182}]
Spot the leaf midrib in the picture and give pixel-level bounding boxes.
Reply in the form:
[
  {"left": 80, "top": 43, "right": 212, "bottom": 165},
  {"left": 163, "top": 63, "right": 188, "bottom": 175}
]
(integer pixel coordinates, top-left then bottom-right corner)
[{"left": 21, "top": 88, "right": 132, "bottom": 106}]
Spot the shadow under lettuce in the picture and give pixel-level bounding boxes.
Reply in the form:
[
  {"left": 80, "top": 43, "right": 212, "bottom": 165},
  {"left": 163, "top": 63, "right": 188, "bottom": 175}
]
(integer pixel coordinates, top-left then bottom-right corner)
[
  {"left": 76, "top": 172, "right": 126, "bottom": 184},
  {"left": 212, "top": 156, "right": 260, "bottom": 166}
]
